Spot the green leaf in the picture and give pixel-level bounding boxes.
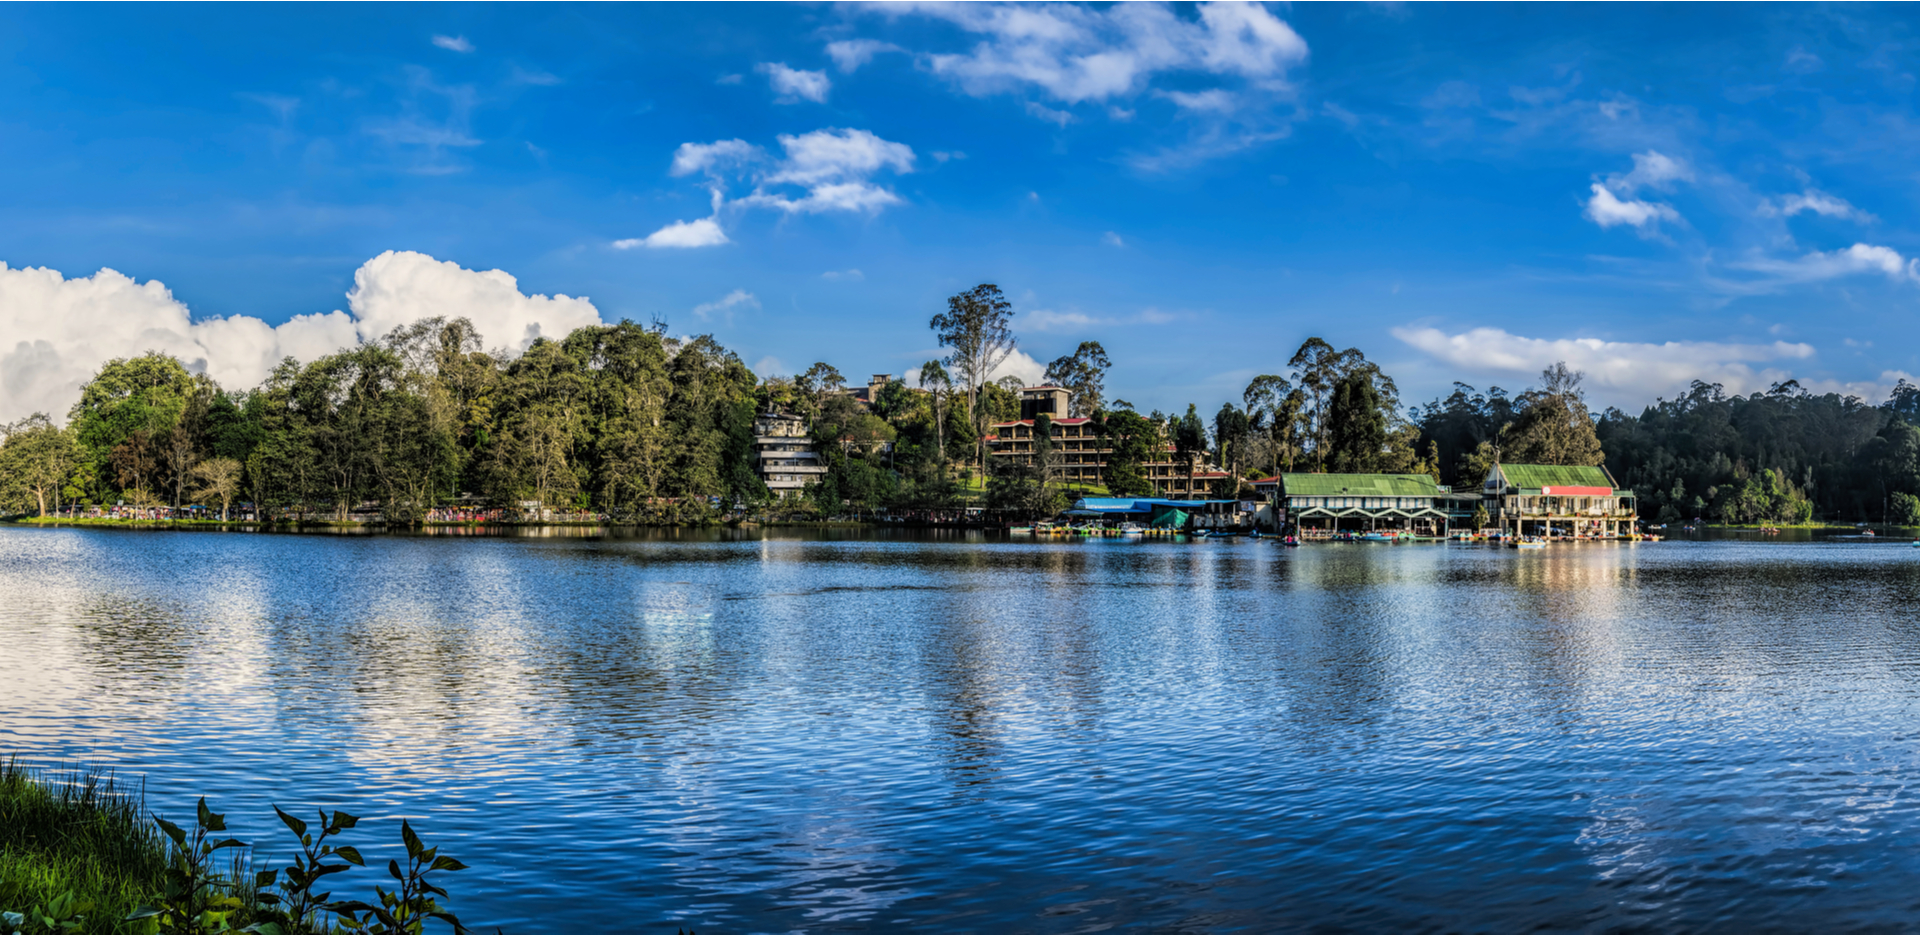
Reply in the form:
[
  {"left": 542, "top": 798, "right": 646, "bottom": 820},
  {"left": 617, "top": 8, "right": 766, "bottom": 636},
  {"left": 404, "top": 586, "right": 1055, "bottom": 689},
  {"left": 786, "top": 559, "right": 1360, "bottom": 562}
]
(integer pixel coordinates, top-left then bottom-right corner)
[
  {"left": 124, "top": 906, "right": 164, "bottom": 921},
  {"left": 335, "top": 845, "right": 365, "bottom": 866},
  {"left": 197, "top": 797, "right": 228, "bottom": 832},
  {"left": 242, "top": 923, "right": 288, "bottom": 935},
  {"left": 388, "top": 859, "right": 404, "bottom": 881},
  {"left": 208, "top": 837, "right": 248, "bottom": 851},
  {"left": 153, "top": 815, "right": 186, "bottom": 846},
  {"left": 254, "top": 869, "right": 279, "bottom": 888},
  {"left": 400, "top": 820, "right": 423, "bottom": 857},
  {"left": 273, "top": 805, "right": 307, "bottom": 838},
  {"left": 429, "top": 856, "right": 467, "bottom": 872},
  {"left": 332, "top": 810, "right": 361, "bottom": 831}
]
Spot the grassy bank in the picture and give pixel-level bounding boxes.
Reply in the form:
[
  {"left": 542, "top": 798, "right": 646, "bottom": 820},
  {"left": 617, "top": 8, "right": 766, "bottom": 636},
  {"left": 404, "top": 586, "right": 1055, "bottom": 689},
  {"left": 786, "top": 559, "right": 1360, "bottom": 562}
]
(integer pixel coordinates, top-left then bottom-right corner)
[
  {"left": 1, "top": 760, "right": 482, "bottom": 935},
  {"left": 0, "top": 760, "right": 165, "bottom": 934}
]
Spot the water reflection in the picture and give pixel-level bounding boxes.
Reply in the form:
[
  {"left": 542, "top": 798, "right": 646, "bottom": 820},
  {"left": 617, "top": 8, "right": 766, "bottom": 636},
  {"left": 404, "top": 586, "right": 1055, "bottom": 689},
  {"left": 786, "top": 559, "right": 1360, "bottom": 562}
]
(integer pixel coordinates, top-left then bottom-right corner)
[{"left": 6, "top": 529, "right": 1920, "bottom": 931}]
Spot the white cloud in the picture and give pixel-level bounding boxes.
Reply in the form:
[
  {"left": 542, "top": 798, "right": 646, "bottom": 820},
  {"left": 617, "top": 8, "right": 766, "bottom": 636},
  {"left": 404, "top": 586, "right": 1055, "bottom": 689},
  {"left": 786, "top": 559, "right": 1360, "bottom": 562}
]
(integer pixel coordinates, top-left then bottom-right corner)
[
  {"left": 669, "top": 138, "right": 758, "bottom": 178},
  {"left": 1732, "top": 242, "right": 1920, "bottom": 284},
  {"left": 1023, "top": 305, "right": 1179, "bottom": 331},
  {"left": 715, "top": 73, "right": 744, "bottom": 85},
  {"left": 910, "top": 2, "right": 1306, "bottom": 104},
  {"left": 765, "top": 128, "right": 914, "bottom": 186},
  {"left": 931, "top": 150, "right": 966, "bottom": 162},
  {"left": 1582, "top": 150, "right": 1689, "bottom": 230},
  {"left": 754, "top": 356, "right": 786, "bottom": 376},
  {"left": 825, "top": 39, "right": 899, "bottom": 73},
  {"left": 691, "top": 289, "right": 759, "bottom": 324},
  {"left": 1392, "top": 325, "right": 1817, "bottom": 399},
  {"left": 1763, "top": 189, "right": 1873, "bottom": 222},
  {"left": 1585, "top": 183, "right": 1682, "bottom": 229},
  {"left": 1025, "top": 102, "right": 1074, "bottom": 126},
  {"left": 821, "top": 269, "right": 865, "bottom": 281},
  {"left": 1611, "top": 150, "right": 1691, "bottom": 191},
  {"left": 431, "top": 35, "right": 474, "bottom": 53},
  {"left": 347, "top": 251, "right": 602, "bottom": 352},
  {"left": 615, "top": 217, "right": 732, "bottom": 250},
  {"left": 1101, "top": 231, "right": 1125, "bottom": 247},
  {"left": 988, "top": 348, "right": 1048, "bottom": 385},
  {"left": 632, "top": 129, "right": 914, "bottom": 247},
  {"left": 757, "top": 62, "right": 831, "bottom": 103},
  {"left": 0, "top": 251, "right": 603, "bottom": 423}
]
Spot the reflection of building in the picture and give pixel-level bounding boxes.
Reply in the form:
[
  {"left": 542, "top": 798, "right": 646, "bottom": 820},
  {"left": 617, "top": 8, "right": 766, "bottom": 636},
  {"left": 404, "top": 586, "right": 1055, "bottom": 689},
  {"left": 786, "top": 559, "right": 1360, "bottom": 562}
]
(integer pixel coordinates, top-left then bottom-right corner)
[
  {"left": 753, "top": 412, "right": 826, "bottom": 497},
  {"left": 986, "top": 384, "right": 1234, "bottom": 498},
  {"left": 1278, "top": 473, "right": 1449, "bottom": 535},
  {"left": 1484, "top": 463, "right": 1636, "bottom": 536}
]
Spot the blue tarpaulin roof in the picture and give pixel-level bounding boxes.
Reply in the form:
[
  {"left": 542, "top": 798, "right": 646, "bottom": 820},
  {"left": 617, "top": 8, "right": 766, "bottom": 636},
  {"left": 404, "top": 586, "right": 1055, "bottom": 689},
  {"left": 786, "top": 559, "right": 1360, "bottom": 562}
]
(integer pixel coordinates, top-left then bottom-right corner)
[{"left": 1071, "top": 497, "right": 1226, "bottom": 514}]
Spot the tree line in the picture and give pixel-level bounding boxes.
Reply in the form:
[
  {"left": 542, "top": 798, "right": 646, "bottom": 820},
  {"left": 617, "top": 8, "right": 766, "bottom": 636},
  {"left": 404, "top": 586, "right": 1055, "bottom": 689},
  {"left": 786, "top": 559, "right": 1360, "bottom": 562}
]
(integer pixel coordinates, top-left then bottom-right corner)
[{"left": 4, "top": 282, "right": 1919, "bottom": 525}]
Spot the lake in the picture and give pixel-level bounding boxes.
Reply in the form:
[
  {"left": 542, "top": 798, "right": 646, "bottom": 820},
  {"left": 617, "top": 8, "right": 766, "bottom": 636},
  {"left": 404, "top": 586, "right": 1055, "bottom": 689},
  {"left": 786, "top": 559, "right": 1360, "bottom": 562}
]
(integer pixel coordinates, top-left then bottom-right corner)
[{"left": 4, "top": 526, "right": 1920, "bottom": 932}]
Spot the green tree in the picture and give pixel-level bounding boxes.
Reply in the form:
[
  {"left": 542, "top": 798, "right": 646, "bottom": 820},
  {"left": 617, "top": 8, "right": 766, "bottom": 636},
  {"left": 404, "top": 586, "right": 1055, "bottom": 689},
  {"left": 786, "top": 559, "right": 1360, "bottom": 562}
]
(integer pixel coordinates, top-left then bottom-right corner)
[
  {"left": 1173, "top": 404, "right": 1208, "bottom": 495},
  {"left": 1043, "top": 341, "right": 1111, "bottom": 417},
  {"left": 1505, "top": 362, "right": 1605, "bottom": 466},
  {"left": 188, "top": 457, "right": 244, "bottom": 521},
  {"left": 1326, "top": 371, "right": 1388, "bottom": 473},
  {"left": 0, "top": 414, "right": 80, "bottom": 517},
  {"left": 1893, "top": 491, "right": 1920, "bottom": 526},
  {"left": 930, "top": 284, "right": 1018, "bottom": 469},
  {"left": 68, "top": 352, "right": 197, "bottom": 502}
]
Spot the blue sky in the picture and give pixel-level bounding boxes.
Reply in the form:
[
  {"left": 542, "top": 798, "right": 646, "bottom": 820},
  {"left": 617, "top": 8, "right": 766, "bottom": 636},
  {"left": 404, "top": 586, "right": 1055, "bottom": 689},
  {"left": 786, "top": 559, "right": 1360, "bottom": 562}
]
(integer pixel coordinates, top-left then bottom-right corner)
[{"left": 3, "top": 2, "right": 1920, "bottom": 422}]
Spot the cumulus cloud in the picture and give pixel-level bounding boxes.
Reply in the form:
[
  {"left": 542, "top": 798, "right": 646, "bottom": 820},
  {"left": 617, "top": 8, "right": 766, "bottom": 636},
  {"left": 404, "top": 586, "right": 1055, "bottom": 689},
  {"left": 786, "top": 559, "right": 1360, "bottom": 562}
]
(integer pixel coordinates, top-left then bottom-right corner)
[
  {"left": 757, "top": 62, "right": 831, "bottom": 103},
  {"left": 622, "top": 128, "right": 915, "bottom": 247},
  {"left": 431, "top": 35, "right": 474, "bottom": 53},
  {"left": 989, "top": 349, "right": 1049, "bottom": 385},
  {"left": 615, "top": 217, "right": 731, "bottom": 250},
  {"left": 825, "top": 39, "right": 900, "bottom": 73},
  {"left": 0, "top": 252, "right": 603, "bottom": 423},
  {"left": 1392, "top": 325, "right": 1817, "bottom": 399},
  {"left": 1585, "top": 184, "right": 1682, "bottom": 229},
  {"left": 1583, "top": 150, "right": 1689, "bottom": 230},
  {"left": 691, "top": 289, "right": 759, "bottom": 325}
]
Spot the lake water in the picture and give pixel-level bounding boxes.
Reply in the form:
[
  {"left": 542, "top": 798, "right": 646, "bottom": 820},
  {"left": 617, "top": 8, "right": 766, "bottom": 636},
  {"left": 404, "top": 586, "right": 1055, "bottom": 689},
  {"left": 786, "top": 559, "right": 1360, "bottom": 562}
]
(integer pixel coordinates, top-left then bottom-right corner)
[{"left": 4, "top": 527, "right": 1920, "bottom": 932}]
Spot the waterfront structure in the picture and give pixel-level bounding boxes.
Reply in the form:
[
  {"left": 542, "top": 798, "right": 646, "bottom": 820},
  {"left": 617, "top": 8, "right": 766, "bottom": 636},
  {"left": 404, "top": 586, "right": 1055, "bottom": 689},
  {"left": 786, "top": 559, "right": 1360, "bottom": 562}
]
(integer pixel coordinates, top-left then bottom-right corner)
[
  {"left": 987, "top": 384, "right": 1234, "bottom": 498},
  {"left": 1277, "top": 473, "right": 1450, "bottom": 536},
  {"left": 1482, "top": 463, "right": 1636, "bottom": 537},
  {"left": 1066, "top": 497, "right": 1249, "bottom": 530},
  {"left": 752, "top": 412, "right": 826, "bottom": 498}
]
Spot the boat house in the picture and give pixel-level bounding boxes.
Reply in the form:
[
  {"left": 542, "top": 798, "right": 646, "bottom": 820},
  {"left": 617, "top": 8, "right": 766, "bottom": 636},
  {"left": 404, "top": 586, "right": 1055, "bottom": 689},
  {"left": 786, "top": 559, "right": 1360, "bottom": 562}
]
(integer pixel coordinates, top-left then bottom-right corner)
[
  {"left": 1482, "top": 463, "right": 1636, "bottom": 537},
  {"left": 1278, "top": 473, "right": 1449, "bottom": 537},
  {"left": 1065, "top": 497, "right": 1247, "bottom": 530}
]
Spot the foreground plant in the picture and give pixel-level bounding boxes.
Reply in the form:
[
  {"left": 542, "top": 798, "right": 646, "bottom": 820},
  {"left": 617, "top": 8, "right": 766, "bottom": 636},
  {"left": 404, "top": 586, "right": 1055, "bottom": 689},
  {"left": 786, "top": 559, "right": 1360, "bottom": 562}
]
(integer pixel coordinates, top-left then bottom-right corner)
[
  {"left": 328, "top": 821, "right": 467, "bottom": 935},
  {"left": 244, "top": 806, "right": 364, "bottom": 935},
  {"left": 127, "top": 798, "right": 249, "bottom": 933}
]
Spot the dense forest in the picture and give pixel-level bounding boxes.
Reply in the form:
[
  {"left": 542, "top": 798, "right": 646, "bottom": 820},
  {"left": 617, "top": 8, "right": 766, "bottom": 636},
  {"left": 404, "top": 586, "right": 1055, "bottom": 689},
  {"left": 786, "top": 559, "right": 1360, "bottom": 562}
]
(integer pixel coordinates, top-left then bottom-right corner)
[{"left": 4, "top": 282, "right": 1919, "bottom": 525}]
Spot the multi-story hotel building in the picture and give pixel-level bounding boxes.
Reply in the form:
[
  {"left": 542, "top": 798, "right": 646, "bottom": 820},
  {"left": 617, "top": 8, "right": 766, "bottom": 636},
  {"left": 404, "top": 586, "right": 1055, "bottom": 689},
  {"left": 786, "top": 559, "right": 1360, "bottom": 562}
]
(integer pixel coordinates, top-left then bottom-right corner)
[
  {"left": 986, "top": 384, "right": 1234, "bottom": 499},
  {"left": 752, "top": 412, "right": 827, "bottom": 498}
]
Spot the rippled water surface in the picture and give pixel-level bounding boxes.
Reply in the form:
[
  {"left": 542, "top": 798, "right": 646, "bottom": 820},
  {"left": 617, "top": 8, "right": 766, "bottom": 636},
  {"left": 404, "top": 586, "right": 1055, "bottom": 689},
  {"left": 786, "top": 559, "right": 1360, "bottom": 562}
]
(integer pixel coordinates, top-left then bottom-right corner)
[{"left": 5, "top": 526, "right": 1920, "bottom": 932}]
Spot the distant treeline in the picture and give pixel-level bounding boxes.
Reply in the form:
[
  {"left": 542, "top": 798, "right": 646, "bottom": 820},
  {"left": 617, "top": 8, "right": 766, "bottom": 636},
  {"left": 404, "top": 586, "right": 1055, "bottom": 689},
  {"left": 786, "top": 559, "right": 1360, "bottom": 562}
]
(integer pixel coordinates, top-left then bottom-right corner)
[{"left": 4, "top": 282, "right": 1920, "bottom": 525}]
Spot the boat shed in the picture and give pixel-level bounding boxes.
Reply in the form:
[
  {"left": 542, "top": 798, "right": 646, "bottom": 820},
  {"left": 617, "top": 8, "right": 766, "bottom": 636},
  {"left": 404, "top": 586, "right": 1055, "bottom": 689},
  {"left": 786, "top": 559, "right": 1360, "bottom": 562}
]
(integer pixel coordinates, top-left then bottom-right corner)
[
  {"left": 1068, "top": 497, "right": 1244, "bottom": 530},
  {"left": 1278, "top": 473, "right": 1449, "bottom": 537},
  {"left": 1483, "top": 463, "right": 1636, "bottom": 537}
]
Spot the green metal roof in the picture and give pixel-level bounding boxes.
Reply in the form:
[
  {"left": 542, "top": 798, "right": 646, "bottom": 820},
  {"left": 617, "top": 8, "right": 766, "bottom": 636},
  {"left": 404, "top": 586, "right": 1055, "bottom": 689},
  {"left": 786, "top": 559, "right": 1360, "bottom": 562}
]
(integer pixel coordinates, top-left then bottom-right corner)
[
  {"left": 1494, "top": 464, "right": 1613, "bottom": 491},
  {"left": 1279, "top": 473, "right": 1441, "bottom": 497}
]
